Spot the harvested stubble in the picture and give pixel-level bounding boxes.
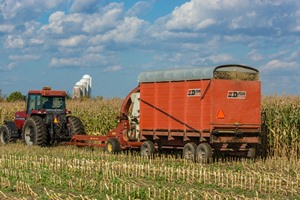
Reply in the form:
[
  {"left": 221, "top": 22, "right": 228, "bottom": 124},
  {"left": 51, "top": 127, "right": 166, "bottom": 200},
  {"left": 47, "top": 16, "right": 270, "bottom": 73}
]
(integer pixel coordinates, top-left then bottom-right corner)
[{"left": 0, "top": 144, "right": 299, "bottom": 199}]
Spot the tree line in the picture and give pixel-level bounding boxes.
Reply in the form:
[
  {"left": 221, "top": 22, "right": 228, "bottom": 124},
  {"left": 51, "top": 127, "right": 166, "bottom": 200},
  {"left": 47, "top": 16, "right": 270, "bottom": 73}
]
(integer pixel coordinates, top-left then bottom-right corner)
[{"left": 0, "top": 89, "right": 24, "bottom": 102}]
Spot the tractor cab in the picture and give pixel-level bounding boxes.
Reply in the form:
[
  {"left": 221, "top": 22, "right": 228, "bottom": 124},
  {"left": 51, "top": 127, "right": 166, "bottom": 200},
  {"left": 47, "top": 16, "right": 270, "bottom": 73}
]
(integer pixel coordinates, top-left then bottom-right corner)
[{"left": 26, "top": 87, "right": 67, "bottom": 114}]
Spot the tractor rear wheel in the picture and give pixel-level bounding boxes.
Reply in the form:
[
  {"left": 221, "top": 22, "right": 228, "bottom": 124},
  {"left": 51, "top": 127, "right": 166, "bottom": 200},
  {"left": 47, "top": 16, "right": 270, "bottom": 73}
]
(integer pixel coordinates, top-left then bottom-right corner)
[
  {"left": 140, "top": 140, "right": 155, "bottom": 157},
  {"left": 183, "top": 142, "right": 197, "bottom": 161},
  {"left": 22, "top": 116, "right": 47, "bottom": 146},
  {"left": 0, "top": 125, "right": 12, "bottom": 145},
  {"left": 196, "top": 143, "right": 213, "bottom": 164},
  {"left": 106, "top": 138, "right": 121, "bottom": 153},
  {"left": 67, "top": 116, "right": 85, "bottom": 136}
]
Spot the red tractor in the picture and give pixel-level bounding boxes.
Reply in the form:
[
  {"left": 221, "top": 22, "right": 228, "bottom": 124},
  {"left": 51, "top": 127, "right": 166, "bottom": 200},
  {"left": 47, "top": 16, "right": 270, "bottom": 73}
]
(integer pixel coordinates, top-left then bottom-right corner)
[{"left": 0, "top": 87, "right": 85, "bottom": 146}]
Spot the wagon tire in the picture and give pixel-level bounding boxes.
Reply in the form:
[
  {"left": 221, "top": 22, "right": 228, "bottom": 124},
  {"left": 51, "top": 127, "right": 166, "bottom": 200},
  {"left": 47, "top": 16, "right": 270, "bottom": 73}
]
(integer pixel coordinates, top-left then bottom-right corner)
[
  {"left": 140, "top": 140, "right": 155, "bottom": 157},
  {"left": 247, "top": 147, "right": 256, "bottom": 159},
  {"left": 183, "top": 142, "right": 197, "bottom": 161},
  {"left": 22, "top": 116, "right": 47, "bottom": 146},
  {"left": 106, "top": 138, "right": 121, "bottom": 154},
  {"left": 196, "top": 143, "right": 213, "bottom": 164},
  {"left": 0, "top": 125, "right": 12, "bottom": 145}
]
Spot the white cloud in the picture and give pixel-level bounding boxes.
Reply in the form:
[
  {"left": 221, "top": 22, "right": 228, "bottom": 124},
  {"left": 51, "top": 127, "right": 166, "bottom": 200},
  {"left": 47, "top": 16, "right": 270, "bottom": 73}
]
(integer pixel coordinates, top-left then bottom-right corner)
[
  {"left": 0, "top": 24, "right": 14, "bottom": 33},
  {"left": 0, "top": 0, "right": 62, "bottom": 21},
  {"left": 30, "top": 39, "right": 44, "bottom": 45},
  {"left": 292, "top": 26, "right": 300, "bottom": 32},
  {"left": 50, "top": 53, "right": 108, "bottom": 68},
  {"left": 58, "top": 35, "right": 87, "bottom": 47},
  {"left": 162, "top": 0, "right": 299, "bottom": 37},
  {"left": 24, "top": 21, "right": 40, "bottom": 35},
  {"left": 165, "top": 0, "right": 246, "bottom": 31},
  {"left": 268, "top": 50, "right": 289, "bottom": 60},
  {"left": 41, "top": 11, "right": 65, "bottom": 34},
  {"left": 248, "top": 50, "right": 263, "bottom": 62},
  {"left": 263, "top": 60, "right": 298, "bottom": 71},
  {"left": 202, "top": 0, "right": 244, "bottom": 9},
  {"left": 196, "top": 19, "right": 217, "bottom": 30},
  {"left": 127, "top": 1, "right": 152, "bottom": 17},
  {"left": 246, "top": 11, "right": 257, "bottom": 17},
  {"left": 292, "top": 10, "right": 300, "bottom": 31},
  {"left": 103, "top": 65, "right": 122, "bottom": 72},
  {"left": 165, "top": 1, "right": 201, "bottom": 30},
  {"left": 90, "top": 17, "right": 146, "bottom": 44},
  {"left": 40, "top": 11, "right": 87, "bottom": 37},
  {"left": 86, "top": 46, "right": 104, "bottom": 53},
  {"left": 7, "top": 62, "right": 17, "bottom": 70},
  {"left": 208, "top": 54, "right": 233, "bottom": 64},
  {"left": 0, "top": 1, "right": 24, "bottom": 19},
  {"left": 4, "top": 35, "right": 25, "bottom": 48},
  {"left": 82, "top": 4, "right": 123, "bottom": 34},
  {"left": 223, "top": 35, "right": 247, "bottom": 43},
  {"left": 229, "top": 16, "right": 244, "bottom": 29},
  {"left": 149, "top": 29, "right": 198, "bottom": 41},
  {"left": 288, "top": 50, "right": 300, "bottom": 61},
  {"left": 70, "top": 0, "right": 98, "bottom": 13},
  {"left": 50, "top": 57, "right": 80, "bottom": 67},
  {"left": 107, "top": 17, "right": 146, "bottom": 43},
  {"left": 0, "top": 63, "right": 16, "bottom": 71},
  {"left": 40, "top": 3, "right": 125, "bottom": 37},
  {"left": 9, "top": 54, "right": 40, "bottom": 61}
]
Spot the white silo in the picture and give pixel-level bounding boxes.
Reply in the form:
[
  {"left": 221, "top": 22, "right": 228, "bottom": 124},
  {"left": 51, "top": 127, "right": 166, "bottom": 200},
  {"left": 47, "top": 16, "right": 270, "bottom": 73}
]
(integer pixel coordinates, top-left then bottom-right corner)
[
  {"left": 75, "top": 81, "right": 85, "bottom": 97},
  {"left": 82, "top": 74, "right": 92, "bottom": 97},
  {"left": 72, "top": 85, "right": 83, "bottom": 99},
  {"left": 79, "top": 79, "right": 88, "bottom": 97}
]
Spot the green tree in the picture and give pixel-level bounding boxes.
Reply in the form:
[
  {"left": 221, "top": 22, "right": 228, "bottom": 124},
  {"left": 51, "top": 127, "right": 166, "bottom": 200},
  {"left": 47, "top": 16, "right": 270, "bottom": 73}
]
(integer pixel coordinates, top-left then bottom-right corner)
[
  {"left": 0, "top": 89, "right": 3, "bottom": 101},
  {"left": 7, "top": 91, "right": 24, "bottom": 102}
]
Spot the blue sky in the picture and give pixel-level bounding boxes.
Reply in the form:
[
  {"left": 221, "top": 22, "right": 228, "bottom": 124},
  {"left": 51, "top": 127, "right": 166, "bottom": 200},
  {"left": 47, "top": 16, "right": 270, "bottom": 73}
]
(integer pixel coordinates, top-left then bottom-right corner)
[{"left": 0, "top": 0, "right": 300, "bottom": 97}]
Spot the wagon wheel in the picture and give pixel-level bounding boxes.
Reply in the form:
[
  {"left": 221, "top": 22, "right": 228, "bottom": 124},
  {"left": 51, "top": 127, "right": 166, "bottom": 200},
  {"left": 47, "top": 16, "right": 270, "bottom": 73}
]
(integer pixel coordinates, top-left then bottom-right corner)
[
  {"left": 183, "top": 142, "right": 197, "bottom": 161},
  {"left": 140, "top": 140, "right": 155, "bottom": 157},
  {"left": 247, "top": 147, "right": 256, "bottom": 159},
  {"left": 106, "top": 138, "right": 121, "bottom": 153},
  {"left": 196, "top": 143, "right": 213, "bottom": 164}
]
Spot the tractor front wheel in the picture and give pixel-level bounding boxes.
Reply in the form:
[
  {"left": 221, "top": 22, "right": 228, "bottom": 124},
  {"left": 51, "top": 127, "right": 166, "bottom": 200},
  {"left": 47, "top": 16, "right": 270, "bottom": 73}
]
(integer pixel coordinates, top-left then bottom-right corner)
[
  {"left": 0, "top": 125, "right": 11, "bottom": 145},
  {"left": 22, "top": 116, "right": 47, "bottom": 146},
  {"left": 106, "top": 138, "right": 121, "bottom": 153}
]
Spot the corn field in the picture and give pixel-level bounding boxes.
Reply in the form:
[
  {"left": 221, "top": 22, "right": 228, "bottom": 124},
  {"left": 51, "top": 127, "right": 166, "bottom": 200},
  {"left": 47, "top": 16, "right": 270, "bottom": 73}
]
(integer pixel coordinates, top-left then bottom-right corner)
[
  {"left": 0, "top": 96, "right": 300, "bottom": 199},
  {"left": 261, "top": 96, "right": 300, "bottom": 156},
  {"left": 1, "top": 96, "right": 299, "bottom": 154}
]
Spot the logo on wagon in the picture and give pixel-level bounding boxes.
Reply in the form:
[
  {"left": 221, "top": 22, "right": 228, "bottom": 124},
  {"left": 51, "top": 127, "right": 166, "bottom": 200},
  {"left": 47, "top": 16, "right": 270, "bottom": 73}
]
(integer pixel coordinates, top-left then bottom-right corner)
[
  {"left": 227, "top": 91, "right": 246, "bottom": 99},
  {"left": 187, "top": 88, "right": 201, "bottom": 97}
]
